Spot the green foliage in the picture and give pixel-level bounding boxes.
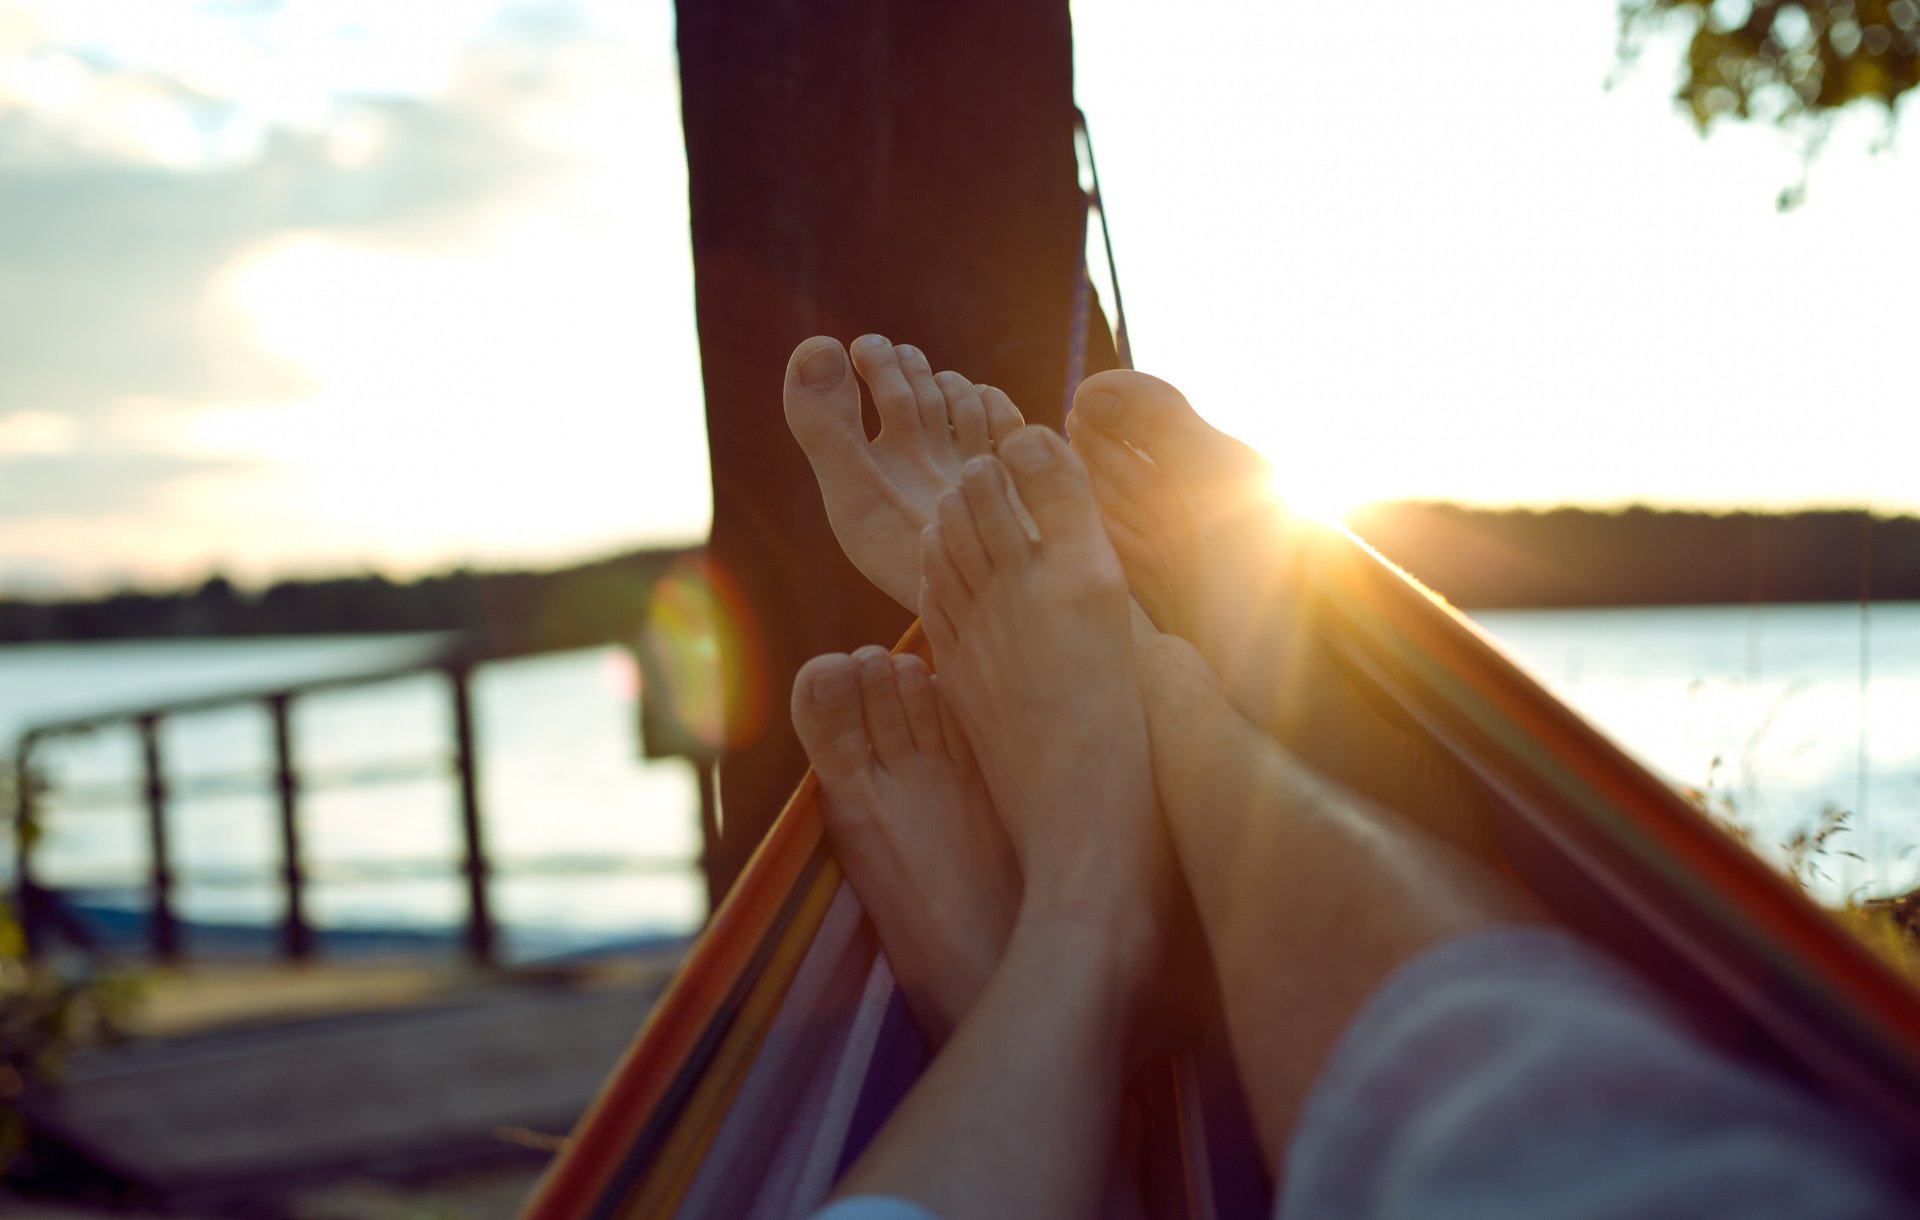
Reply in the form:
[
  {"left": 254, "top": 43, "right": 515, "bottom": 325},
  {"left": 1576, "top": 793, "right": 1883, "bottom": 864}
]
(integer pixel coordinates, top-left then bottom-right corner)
[
  {"left": 0, "top": 897, "right": 141, "bottom": 1178},
  {"left": 1847, "top": 889, "right": 1920, "bottom": 981},
  {"left": 1790, "top": 811, "right": 1920, "bottom": 984},
  {"left": 1693, "top": 784, "right": 1920, "bottom": 985},
  {"left": 0, "top": 763, "right": 140, "bottom": 1179},
  {"left": 1620, "top": 1, "right": 1920, "bottom": 129}
]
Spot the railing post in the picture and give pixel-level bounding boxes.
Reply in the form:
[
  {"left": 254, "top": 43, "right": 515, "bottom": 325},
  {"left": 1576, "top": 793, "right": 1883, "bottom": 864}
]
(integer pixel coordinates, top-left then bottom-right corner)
[
  {"left": 447, "top": 664, "right": 495, "bottom": 968},
  {"left": 138, "top": 715, "right": 180, "bottom": 962},
  {"left": 694, "top": 759, "right": 722, "bottom": 914},
  {"left": 267, "top": 695, "right": 313, "bottom": 961},
  {"left": 13, "top": 735, "right": 38, "bottom": 958}
]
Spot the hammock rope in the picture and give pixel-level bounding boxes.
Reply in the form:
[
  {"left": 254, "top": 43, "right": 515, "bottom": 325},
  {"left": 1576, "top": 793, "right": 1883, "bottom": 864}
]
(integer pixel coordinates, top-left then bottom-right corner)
[{"left": 1065, "top": 108, "right": 1134, "bottom": 417}]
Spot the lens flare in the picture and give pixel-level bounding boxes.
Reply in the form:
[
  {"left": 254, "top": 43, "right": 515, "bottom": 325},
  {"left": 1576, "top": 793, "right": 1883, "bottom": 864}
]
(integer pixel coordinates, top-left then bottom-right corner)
[{"left": 635, "top": 554, "right": 768, "bottom": 759}]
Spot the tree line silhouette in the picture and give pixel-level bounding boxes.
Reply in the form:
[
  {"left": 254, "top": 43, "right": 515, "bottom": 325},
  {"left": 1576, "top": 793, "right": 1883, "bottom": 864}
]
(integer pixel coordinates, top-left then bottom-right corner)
[
  {"left": 0, "top": 548, "right": 696, "bottom": 650},
  {"left": 0, "top": 506, "right": 1912, "bottom": 644},
  {"left": 1348, "top": 504, "right": 1918, "bottom": 609}
]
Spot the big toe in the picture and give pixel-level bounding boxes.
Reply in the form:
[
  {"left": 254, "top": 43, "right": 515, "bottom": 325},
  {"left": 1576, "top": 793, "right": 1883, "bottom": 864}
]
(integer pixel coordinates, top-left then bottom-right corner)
[
  {"left": 791, "top": 652, "right": 871, "bottom": 786},
  {"left": 1071, "top": 370, "right": 1259, "bottom": 486},
  {"left": 998, "top": 426, "right": 1106, "bottom": 555},
  {"left": 783, "top": 337, "right": 865, "bottom": 463}
]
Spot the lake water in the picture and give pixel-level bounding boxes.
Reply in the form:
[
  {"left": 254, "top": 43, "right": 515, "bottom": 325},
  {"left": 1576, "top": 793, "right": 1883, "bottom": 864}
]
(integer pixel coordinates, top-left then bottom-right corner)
[
  {"left": 1477, "top": 602, "right": 1920, "bottom": 897},
  {"left": 0, "top": 636, "right": 707, "bottom": 958},
  {"left": 1, "top": 602, "right": 1915, "bottom": 957}
]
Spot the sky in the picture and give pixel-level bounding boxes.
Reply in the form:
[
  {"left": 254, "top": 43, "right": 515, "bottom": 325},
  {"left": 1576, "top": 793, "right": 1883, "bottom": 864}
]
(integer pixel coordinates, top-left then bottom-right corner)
[{"left": 0, "top": 0, "right": 1916, "bottom": 594}]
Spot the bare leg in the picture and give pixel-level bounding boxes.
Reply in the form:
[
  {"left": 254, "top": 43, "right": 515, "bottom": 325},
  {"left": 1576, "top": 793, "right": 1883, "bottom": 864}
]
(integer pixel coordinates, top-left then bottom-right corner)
[
  {"left": 1067, "top": 370, "right": 1497, "bottom": 858},
  {"left": 1128, "top": 610, "right": 1541, "bottom": 1166},
  {"left": 784, "top": 334, "right": 1024, "bottom": 611},
  {"left": 918, "top": 429, "right": 1178, "bottom": 952},
  {"left": 836, "top": 428, "right": 1175, "bottom": 1220},
  {"left": 791, "top": 645, "right": 1019, "bottom": 1044}
]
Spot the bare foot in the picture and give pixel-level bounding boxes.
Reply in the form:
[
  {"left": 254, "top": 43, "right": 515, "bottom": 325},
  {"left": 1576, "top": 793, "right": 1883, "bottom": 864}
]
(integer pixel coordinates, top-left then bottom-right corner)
[
  {"left": 918, "top": 426, "right": 1174, "bottom": 1007},
  {"left": 791, "top": 645, "right": 1020, "bottom": 1044},
  {"left": 1064, "top": 371, "right": 1305, "bottom": 723},
  {"left": 785, "top": 335, "right": 1025, "bottom": 611},
  {"left": 1068, "top": 371, "right": 1497, "bottom": 858}
]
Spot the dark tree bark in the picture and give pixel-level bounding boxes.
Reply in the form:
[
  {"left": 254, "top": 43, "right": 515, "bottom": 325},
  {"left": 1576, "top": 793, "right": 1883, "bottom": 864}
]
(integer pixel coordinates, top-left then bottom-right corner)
[{"left": 675, "top": 0, "right": 1113, "bottom": 902}]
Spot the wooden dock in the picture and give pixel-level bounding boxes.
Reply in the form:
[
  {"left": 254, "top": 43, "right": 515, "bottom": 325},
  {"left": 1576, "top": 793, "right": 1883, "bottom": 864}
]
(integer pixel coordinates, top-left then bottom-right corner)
[{"left": 22, "top": 952, "right": 680, "bottom": 1215}]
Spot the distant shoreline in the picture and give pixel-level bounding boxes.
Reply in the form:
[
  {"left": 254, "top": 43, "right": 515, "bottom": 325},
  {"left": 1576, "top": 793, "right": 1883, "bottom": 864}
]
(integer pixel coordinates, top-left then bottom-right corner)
[
  {"left": 2, "top": 506, "right": 1915, "bottom": 644},
  {"left": 1346, "top": 504, "right": 1919, "bottom": 611},
  {"left": 0, "top": 546, "right": 698, "bottom": 649}
]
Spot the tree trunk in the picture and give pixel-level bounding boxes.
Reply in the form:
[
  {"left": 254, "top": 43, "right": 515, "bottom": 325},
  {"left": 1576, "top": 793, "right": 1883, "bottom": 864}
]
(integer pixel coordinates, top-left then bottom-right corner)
[{"left": 675, "top": 0, "right": 1113, "bottom": 903}]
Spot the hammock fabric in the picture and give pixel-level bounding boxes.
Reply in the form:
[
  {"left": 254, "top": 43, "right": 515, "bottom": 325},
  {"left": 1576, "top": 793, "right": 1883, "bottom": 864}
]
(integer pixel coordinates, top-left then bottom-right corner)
[
  {"left": 519, "top": 612, "right": 1261, "bottom": 1220},
  {"left": 520, "top": 523, "right": 1920, "bottom": 1220}
]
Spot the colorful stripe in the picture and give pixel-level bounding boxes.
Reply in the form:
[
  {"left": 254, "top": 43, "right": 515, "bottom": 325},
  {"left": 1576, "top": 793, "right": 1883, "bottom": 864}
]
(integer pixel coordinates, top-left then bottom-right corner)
[{"left": 524, "top": 526, "right": 1920, "bottom": 1220}]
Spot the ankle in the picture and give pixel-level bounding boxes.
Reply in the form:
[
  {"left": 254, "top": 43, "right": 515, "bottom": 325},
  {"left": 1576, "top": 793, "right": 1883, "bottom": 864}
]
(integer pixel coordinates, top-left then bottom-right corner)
[{"left": 1015, "top": 886, "right": 1164, "bottom": 1017}]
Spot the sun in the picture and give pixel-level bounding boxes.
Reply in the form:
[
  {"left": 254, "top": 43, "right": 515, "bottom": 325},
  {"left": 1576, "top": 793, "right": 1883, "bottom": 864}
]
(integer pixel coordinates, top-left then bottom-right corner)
[
  {"left": 1262, "top": 454, "right": 1366, "bottom": 526},
  {"left": 1192, "top": 393, "right": 1373, "bottom": 526}
]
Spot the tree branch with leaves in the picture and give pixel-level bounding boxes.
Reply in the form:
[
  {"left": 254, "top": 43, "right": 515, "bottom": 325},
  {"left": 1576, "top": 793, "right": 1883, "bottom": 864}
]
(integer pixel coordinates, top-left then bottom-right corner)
[{"left": 1621, "top": 0, "right": 1920, "bottom": 128}]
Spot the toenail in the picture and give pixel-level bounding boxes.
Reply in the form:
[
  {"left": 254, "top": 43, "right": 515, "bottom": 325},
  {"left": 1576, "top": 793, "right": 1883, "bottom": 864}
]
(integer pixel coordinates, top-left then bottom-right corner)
[
  {"left": 962, "top": 455, "right": 994, "bottom": 478},
  {"left": 935, "top": 370, "right": 958, "bottom": 386},
  {"left": 1081, "top": 391, "right": 1121, "bottom": 424},
  {"left": 857, "top": 334, "right": 889, "bottom": 348},
  {"left": 896, "top": 344, "right": 920, "bottom": 361},
  {"left": 1002, "top": 429, "right": 1053, "bottom": 474},
  {"left": 798, "top": 344, "right": 846, "bottom": 390},
  {"left": 811, "top": 662, "right": 855, "bottom": 699}
]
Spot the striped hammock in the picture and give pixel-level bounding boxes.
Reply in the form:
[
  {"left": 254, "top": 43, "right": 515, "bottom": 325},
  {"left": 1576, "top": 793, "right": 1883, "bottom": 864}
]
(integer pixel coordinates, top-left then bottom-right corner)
[{"left": 521, "top": 523, "right": 1920, "bottom": 1220}]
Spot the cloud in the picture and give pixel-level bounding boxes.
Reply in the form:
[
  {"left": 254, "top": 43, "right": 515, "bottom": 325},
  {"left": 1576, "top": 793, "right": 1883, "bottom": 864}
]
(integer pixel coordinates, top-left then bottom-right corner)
[
  {"left": 0, "top": 410, "right": 79, "bottom": 456},
  {"left": 0, "top": 446, "right": 256, "bottom": 521},
  {"left": 0, "top": 2, "right": 692, "bottom": 589},
  {"left": 0, "top": 4, "right": 594, "bottom": 425}
]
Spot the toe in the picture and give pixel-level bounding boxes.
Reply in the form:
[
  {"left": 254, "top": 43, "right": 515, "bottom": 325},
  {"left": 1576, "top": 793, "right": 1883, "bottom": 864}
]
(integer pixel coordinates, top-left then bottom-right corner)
[
  {"left": 784, "top": 337, "right": 867, "bottom": 461},
  {"left": 979, "top": 385, "right": 1024, "bottom": 446},
  {"left": 1083, "top": 452, "right": 1154, "bottom": 543},
  {"left": 998, "top": 426, "right": 1107, "bottom": 555},
  {"left": 892, "top": 652, "right": 945, "bottom": 757},
  {"left": 1087, "top": 462, "right": 1158, "bottom": 560},
  {"left": 1097, "top": 505, "right": 1178, "bottom": 629},
  {"left": 929, "top": 673, "right": 975, "bottom": 771},
  {"left": 791, "top": 653, "right": 871, "bottom": 787},
  {"left": 895, "top": 344, "right": 949, "bottom": 437},
  {"left": 940, "top": 372, "right": 991, "bottom": 458},
  {"left": 850, "top": 333, "right": 921, "bottom": 437},
  {"left": 920, "top": 578, "right": 958, "bottom": 658},
  {"left": 920, "top": 528, "right": 968, "bottom": 651},
  {"left": 854, "top": 644, "right": 915, "bottom": 766},
  {"left": 1072, "top": 370, "right": 1244, "bottom": 484},
  {"left": 961, "top": 456, "right": 1032, "bottom": 569},
  {"left": 1072, "top": 423, "right": 1163, "bottom": 534},
  {"left": 937, "top": 487, "right": 993, "bottom": 591}
]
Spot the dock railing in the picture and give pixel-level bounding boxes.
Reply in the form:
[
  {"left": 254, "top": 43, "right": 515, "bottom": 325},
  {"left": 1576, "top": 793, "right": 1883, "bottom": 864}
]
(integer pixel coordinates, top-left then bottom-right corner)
[{"left": 6, "top": 634, "right": 719, "bottom": 969}]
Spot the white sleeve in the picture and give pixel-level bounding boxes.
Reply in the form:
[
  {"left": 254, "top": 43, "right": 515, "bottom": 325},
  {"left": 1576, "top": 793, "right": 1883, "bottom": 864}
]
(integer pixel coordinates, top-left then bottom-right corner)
[
  {"left": 808, "top": 1195, "right": 944, "bottom": 1220},
  {"left": 1280, "top": 926, "right": 1917, "bottom": 1220}
]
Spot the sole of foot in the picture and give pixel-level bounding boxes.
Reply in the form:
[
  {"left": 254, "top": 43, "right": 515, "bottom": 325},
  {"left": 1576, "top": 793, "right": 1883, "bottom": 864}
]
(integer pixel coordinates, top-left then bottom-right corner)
[
  {"left": 791, "top": 644, "right": 1018, "bottom": 1043},
  {"left": 784, "top": 334, "right": 1025, "bottom": 611}
]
